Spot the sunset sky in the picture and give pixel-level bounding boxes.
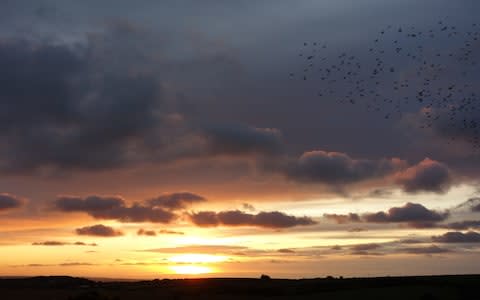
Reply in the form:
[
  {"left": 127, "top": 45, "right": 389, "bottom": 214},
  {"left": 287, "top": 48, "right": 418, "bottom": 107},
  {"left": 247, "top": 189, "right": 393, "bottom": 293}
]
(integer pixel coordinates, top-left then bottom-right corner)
[{"left": 1, "top": 0, "right": 480, "bottom": 279}]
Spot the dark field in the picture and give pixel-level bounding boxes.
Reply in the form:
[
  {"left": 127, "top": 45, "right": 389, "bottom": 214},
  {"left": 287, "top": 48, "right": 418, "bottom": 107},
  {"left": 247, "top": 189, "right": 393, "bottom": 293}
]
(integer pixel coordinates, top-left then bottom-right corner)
[{"left": 0, "top": 275, "right": 478, "bottom": 300}]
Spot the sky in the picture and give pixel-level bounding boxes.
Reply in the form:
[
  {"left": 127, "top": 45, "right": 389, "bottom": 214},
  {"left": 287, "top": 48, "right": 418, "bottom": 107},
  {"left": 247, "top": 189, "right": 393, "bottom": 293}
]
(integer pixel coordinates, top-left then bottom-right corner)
[{"left": 1, "top": 0, "right": 480, "bottom": 279}]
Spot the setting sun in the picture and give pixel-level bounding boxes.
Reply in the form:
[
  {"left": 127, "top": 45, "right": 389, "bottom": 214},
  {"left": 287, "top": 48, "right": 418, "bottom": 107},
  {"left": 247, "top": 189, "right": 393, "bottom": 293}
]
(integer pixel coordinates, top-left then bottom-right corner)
[{"left": 169, "top": 265, "right": 214, "bottom": 275}]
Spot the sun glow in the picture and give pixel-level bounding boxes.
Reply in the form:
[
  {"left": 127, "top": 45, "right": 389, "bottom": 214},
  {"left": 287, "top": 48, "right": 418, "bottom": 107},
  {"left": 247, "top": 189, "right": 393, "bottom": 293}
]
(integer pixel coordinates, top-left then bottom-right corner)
[
  {"left": 169, "top": 265, "right": 214, "bottom": 275},
  {"left": 168, "top": 254, "right": 228, "bottom": 264}
]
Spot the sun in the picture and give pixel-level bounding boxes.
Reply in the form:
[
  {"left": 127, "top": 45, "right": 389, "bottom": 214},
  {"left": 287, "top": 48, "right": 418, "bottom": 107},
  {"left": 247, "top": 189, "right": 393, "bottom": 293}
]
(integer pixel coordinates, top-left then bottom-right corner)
[
  {"left": 167, "top": 254, "right": 226, "bottom": 275},
  {"left": 169, "top": 265, "right": 213, "bottom": 275}
]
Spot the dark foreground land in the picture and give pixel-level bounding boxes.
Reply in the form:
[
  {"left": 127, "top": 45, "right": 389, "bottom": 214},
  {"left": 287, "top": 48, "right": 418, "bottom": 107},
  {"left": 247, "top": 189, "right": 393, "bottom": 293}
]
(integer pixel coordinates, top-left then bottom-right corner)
[{"left": 0, "top": 275, "right": 478, "bottom": 300}]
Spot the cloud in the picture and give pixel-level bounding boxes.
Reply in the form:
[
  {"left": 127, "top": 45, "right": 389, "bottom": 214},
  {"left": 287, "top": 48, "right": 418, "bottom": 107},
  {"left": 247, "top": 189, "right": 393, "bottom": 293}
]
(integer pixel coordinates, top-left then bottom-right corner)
[
  {"left": 32, "top": 241, "right": 98, "bottom": 246},
  {"left": 242, "top": 203, "right": 255, "bottom": 211},
  {"left": 58, "top": 262, "right": 95, "bottom": 267},
  {"left": 0, "top": 34, "right": 167, "bottom": 174},
  {"left": 158, "top": 229, "right": 184, "bottom": 235},
  {"left": 367, "top": 189, "right": 393, "bottom": 198},
  {"left": 399, "top": 239, "right": 423, "bottom": 244},
  {"left": 55, "top": 195, "right": 176, "bottom": 223},
  {"left": 147, "top": 192, "right": 206, "bottom": 210},
  {"left": 348, "top": 227, "right": 368, "bottom": 232},
  {"left": 403, "top": 245, "right": 450, "bottom": 254},
  {"left": 32, "top": 241, "right": 67, "bottom": 246},
  {"left": 322, "top": 203, "right": 449, "bottom": 228},
  {"left": 73, "top": 242, "right": 98, "bottom": 246},
  {"left": 444, "top": 220, "right": 480, "bottom": 230},
  {"left": 13, "top": 262, "right": 96, "bottom": 267},
  {"left": 0, "top": 193, "right": 23, "bottom": 211},
  {"left": 351, "top": 243, "right": 381, "bottom": 251},
  {"left": 324, "top": 213, "right": 361, "bottom": 224},
  {"left": 394, "top": 158, "right": 452, "bottom": 194},
  {"left": 363, "top": 202, "right": 449, "bottom": 227},
  {"left": 186, "top": 211, "right": 219, "bottom": 227},
  {"left": 55, "top": 195, "right": 125, "bottom": 212},
  {"left": 284, "top": 151, "right": 405, "bottom": 184},
  {"left": 76, "top": 224, "right": 123, "bottom": 237},
  {"left": 204, "top": 125, "right": 283, "bottom": 156},
  {"left": 142, "top": 245, "right": 248, "bottom": 254},
  {"left": 89, "top": 204, "right": 176, "bottom": 223},
  {"left": 278, "top": 248, "right": 295, "bottom": 253},
  {"left": 432, "top": 231, "right": 480, "bottom": 243},
  {"left": 137, "top": 229, "right": 157, "bottom": 236},
  {"left": 189, "top": 210, "right": 316, "bottom": 228},
  {"left": 455, "top": 197, "right": 480, "bottom": 212}
]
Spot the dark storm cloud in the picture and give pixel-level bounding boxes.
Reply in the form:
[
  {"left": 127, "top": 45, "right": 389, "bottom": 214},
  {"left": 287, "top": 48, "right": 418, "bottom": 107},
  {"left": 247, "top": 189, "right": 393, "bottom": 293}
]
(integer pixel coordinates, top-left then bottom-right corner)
[
  {"left": 189, "top": 210, "right": 316, "bottom": 228},
  {"left": 283, "top": 151, "right": 405, "bottom": 184},
  {"left": 363, "top": 202, "right": 449, "bottom": 225},
  {"left": 324, "top": 213, "right": 361, "bottom": 224},
  {"left": 147, "top": 192, "right": 206, "bottom": 210},
  {"left": 0, "top": 35, "right": 163, "bottom": 173},
  {"left": 432, "top": 231, "right": 480, "bottom": 243},
  {"left": 394, "top": 158, "right": 452, "bottom": 194},
  {"left": 0, "top": 0, "right": 478, "bottom": 186},
  {"left": 137, "top": 229, "right": 157, "bottom": 236},
  {"left": 0, "top": 193, "right": 23, "bottom": 211},
  {"left": 76, "top": 224, "right": 123, "bottom": 237},
  {"left": 54, "top": 195, "right": 176, "bottom": 223},
  {"left": 204, "top": 125, "right": 283, "bottom": 156},
  {"left": 0, "top": 20, "right": 270, "bottom": 175},
  {"left": 0, "top": 30, "right": 289, "bottom": 176}
]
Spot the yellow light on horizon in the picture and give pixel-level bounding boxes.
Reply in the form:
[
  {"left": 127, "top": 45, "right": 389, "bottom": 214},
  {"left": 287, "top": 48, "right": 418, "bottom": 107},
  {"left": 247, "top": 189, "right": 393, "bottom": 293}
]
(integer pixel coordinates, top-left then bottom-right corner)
[
  {"left": 168, "top": 254, "right": 228, "bottom": 264},
  {"left": 170, "top": 265, "right": 214, "bottom": 275}
]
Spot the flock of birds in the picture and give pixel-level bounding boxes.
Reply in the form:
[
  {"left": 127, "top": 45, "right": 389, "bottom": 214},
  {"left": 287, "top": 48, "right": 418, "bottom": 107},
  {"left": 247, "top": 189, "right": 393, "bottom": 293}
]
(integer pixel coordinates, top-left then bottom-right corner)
[{"left": 291, "top": 21, "right": 480, "bottom": 148}]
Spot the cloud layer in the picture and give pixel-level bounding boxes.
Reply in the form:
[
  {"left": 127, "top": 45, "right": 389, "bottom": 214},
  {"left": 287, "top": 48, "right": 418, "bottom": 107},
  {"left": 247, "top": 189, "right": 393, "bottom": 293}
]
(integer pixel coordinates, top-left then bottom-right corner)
[
  {"left": 324, "top": 202, "right": 449, "bottom": 228},
  {"left": 55, "top": 195, "right": 176, "bottom": 223},
  {"left": 76, "top": 224, "right": 123, "bottom": 237},
  {"left": 189, "top": 210, "right": 316, "bottom": 228},
  {"left": 0, "top": 193, "right": 23, "bottom": 211},
  {"left": 394, "top": 158, "right": 452, "bottom": 194},
  {"left": 284, "top": 151, "right": 405, "bottom": 184}
]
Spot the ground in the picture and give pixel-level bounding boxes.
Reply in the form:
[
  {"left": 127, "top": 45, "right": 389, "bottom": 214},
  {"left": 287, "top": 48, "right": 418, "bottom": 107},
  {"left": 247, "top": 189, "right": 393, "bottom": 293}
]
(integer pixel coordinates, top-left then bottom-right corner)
[{"left": 0, "top": 275, "right": 477, "bottom": 299}]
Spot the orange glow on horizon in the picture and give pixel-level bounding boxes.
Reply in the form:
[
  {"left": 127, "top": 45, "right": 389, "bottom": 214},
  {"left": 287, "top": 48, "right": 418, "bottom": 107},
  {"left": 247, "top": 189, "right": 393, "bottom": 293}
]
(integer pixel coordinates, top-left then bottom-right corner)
[{"left": 169, "top": 265, "right": 214, "bottom": 275}]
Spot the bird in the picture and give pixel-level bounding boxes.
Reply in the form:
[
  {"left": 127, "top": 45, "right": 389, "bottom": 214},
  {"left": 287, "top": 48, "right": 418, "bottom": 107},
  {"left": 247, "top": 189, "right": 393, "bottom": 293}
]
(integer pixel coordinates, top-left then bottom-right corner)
[{"left": 290, "top": 19, "right": 480, "bottom": 148}]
